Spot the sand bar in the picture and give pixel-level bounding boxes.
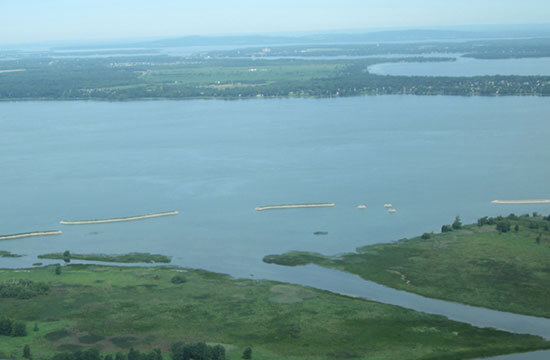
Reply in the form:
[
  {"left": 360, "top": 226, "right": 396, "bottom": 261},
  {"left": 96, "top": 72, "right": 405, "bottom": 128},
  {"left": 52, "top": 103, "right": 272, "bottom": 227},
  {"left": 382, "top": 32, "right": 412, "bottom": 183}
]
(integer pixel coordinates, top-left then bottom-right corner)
[
  {"left": 0, "top": 230, "right": 62, "bottom": 241},
  {"left": 60, "top": 211, "right": 179, "bottom": 225},
  {"left": 491, "top": 200, "right": 550, "bottom": 205},
  {"left": 255, "top": 203, "right": 335, "bottom": 211},
  {"left": 0, "top": 69, "right": 26, "bottom": 73}
]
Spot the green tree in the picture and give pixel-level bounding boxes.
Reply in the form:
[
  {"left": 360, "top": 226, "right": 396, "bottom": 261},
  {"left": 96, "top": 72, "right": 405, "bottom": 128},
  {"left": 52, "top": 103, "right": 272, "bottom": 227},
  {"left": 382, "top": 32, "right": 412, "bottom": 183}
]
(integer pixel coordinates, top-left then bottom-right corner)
[
  {"left": 63, "top": 250, "right": 71, "bottom": 263},
  {"left": 11, "top": 321, "right": 27, "bottom": 337},
  {"left": 441, "top": 224, "right": 452, "bottom": 233},
  {"left": 115, "top": 352, "right": 127, "bottom": 360},
  {"left": 128, "top": 348, "right": 140, "bottom": 360},
  {"left": 0, "top": 317, "right": 12, "bottom": 335},
  {"left": 242, "top": 347, "right": 252, "bottom": 359},
  {"left": 23, "top": 344, "right": 31, "bottom": 359},
  {"left": 171, "top": 274, "right": 187, "bottom": 284},
  {"left": 55, "top": 264, "right": 62, "bottom": 275},
  {"left": 496, "top": 220, "right": 511, "bottom": 233},
  {"left": 514, "top": 224, "right": 519, "bottom": 232},
  {"left": 147, "top": 349, "right": 162, "bottom": 360},
  {"left": 421, "top": 233, "right": 431, "bottom": 240},
  {"left": 211, "top": 345, "right": 226, "bottom": 360},
  {"left": 452, "top": 216, "right": 462, "bottom": 230},
  {"left": 104, "top": 355, "right": 114, "bottom": 360}
]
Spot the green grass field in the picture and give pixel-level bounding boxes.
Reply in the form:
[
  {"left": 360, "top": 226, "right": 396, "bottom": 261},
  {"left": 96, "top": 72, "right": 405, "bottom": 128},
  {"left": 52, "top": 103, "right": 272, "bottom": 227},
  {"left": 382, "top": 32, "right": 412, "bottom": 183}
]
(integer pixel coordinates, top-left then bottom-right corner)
[
  {"left": 1, "top": 264, "right": 549, "bottom": 360},
  {"left": 264, "top": 215, "right": 550, "bottom": 318}
]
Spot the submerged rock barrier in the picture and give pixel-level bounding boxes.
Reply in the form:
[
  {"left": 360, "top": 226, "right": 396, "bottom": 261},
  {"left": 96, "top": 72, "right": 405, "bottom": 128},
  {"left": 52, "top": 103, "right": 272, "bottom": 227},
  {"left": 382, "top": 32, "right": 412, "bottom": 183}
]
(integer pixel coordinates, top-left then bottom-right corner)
[
  {"left": 255, "top": 203, "right": 335, "bottom": 211},
  {"left": 60, "top": 211, "right": 179, "bottom": 225},
  {"left": 0, "top": 230, "right": 62, "bottom": 240},
  {"left": 492, "top": 200, "right": 550, "bottom": 204}
]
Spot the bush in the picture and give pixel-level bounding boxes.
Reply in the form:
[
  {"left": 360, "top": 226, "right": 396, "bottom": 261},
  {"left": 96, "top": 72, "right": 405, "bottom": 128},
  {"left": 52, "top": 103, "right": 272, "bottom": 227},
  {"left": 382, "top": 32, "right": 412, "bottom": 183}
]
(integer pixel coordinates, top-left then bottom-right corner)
[
  {"left": 11, "top": 321, "right": 27, "bottom": 337},
  {"left": 0, "top": 318, "right": 12, "bottom": 336},
  {"left": 452, "top": 216, "right": 462, "bottom": 230},
  {"left": 242, "top": 347, "right": 252, "bottom": 360},
  {"left": 172, "top": 341, "right": 225, "bottom": 360},
  {"left": 496, "top": 220, "right": 511, "bottom": 233},
  {"left": 441, "top": 225, "right": 452, "bottom": 233},
  {"left": 477, "top": 216, "right": 489, "bottom": 226},
  {"left": 0, "top": 279, "right": 49, "bottom": 299},
  {"left": 171, "top": 274, "right": 187, "bottom": 284},
  {"left": 421, "top": 233, "right": 431, "bottom": 240}
]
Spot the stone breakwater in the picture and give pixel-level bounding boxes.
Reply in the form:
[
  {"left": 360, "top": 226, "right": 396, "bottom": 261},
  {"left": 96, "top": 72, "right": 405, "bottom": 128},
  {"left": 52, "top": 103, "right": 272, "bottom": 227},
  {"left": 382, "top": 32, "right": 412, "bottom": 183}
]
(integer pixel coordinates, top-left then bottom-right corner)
[
  {"left": 492, "top": 200, "right": 550, "bottom": 204},
  {"left": 255, "top": 203, "right": 335, "bottom": 211},
  {"left": 0, "top": 230, "right": 62, "bottom": 240},
  {"left": 60, "top": 211, "right": 179, "bottom": 225}
]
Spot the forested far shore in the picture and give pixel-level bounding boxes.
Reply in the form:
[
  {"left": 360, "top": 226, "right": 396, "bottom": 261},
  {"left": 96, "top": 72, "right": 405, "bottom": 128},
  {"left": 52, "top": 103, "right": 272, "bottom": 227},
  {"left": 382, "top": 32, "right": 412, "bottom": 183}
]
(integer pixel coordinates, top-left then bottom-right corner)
[{"left": 1, "top": 56, "right": 549, "bottom": 101}]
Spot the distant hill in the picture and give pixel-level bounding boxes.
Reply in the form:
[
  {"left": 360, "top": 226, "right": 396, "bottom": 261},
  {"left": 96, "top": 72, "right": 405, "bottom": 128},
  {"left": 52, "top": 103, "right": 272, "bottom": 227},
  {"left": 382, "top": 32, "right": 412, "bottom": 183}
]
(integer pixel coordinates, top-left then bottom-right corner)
[{"left": 50, "top": 26, "right": 550, "bottom": 51}]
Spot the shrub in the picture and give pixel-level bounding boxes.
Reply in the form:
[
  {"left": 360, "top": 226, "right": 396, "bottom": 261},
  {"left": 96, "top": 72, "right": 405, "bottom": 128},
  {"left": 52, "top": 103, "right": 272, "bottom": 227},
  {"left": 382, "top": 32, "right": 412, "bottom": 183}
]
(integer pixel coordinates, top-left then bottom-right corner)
[
  {"left": 11, "top": 321, "right": 27, "bottom": 337},
  {"left": 421, "top": 233, "right": 431, "bottom": 240},
  {"left": 496, "top": 220, "right": 511, "bottom": 233},
  {"left": 242, "top": 347, "right": 252, "bottom": 359},
  {"left": 441, "top": 225, "right": 452, "bottom": 233},
  {"left": 477, "top": 217, "right": 489, "bottom": 226},
  {"left": 0, "top": 279, "right": 49, "bottom": 299},
  {"left": 452, "top": 216, "right": 462, "bottom": 230},
  {"left": 171, "top": 274, "right": 187, "bottom": 284}
]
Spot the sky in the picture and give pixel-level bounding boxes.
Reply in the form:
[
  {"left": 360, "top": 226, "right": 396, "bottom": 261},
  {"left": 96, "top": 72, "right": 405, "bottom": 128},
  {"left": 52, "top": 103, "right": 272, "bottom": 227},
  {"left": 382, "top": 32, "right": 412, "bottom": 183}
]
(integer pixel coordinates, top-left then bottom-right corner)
[{"left": 2, "top": 0, "right": 550, "bottom": 44}]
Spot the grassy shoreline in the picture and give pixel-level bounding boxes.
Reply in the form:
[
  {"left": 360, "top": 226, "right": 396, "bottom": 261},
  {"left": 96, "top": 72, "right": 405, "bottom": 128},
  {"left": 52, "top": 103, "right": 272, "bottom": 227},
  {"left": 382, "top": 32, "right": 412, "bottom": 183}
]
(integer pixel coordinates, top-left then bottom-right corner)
[
  {"left": 37, "top": 252, "right": 171, "bottom": 264},
  {"left": 0, "top": 264, "right": 549, "bottom": 360},
  {"left": 264, "top": 215, "right": 550, "bottom": 318}
]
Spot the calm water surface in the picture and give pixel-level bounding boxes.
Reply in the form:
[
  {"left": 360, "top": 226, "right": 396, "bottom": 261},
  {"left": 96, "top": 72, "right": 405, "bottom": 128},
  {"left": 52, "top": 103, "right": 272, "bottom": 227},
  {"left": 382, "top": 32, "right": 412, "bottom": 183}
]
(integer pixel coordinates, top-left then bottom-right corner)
[
  {"left": 369, "top": 56, "right": 550, "bottom": 76},
  {"left": 1, "top": 97, "right": 550, "bottom": 355}
]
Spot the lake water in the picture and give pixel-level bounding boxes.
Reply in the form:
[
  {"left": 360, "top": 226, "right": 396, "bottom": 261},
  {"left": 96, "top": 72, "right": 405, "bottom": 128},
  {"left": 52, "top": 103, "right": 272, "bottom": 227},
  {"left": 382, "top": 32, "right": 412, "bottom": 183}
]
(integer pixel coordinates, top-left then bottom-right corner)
[
  {"left": 369, "top": 56, "right": 550, "bottom": 76},
  {"left": 2, "top": 96, "right": 550, "bottom": 357}
]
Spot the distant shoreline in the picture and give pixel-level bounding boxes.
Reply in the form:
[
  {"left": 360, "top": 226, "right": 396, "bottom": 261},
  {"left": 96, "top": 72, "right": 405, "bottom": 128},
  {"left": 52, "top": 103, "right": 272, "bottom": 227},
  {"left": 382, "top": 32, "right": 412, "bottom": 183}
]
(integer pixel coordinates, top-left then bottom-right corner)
[
  {"left": 60, "top": 211, "right": 178, "bottom": 225},
  {"left": 0, "top": 230, "right": 62, "bottom": 241},
  {"left": 492, "top": 200, "right": 550, "bottom": 204},
  {"left": 255, "top": 203, "right": 335, "bottom": 211}
]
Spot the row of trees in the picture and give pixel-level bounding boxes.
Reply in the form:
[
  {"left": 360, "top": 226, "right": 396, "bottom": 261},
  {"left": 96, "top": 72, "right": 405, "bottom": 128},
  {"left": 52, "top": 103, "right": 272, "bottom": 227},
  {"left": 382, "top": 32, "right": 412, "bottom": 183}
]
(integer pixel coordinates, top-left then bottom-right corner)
[
  {"left": 0, "top": 317, "right": 27, "bottom": 337},
  {"left": 24, "top": 343, "right": 252, "bottom": 360},
  {"left": 441, "top": 216, "right": 463, "bottom": 233},
  {"left": 0, "top": 279, "right": 49, "bottom": 299}
]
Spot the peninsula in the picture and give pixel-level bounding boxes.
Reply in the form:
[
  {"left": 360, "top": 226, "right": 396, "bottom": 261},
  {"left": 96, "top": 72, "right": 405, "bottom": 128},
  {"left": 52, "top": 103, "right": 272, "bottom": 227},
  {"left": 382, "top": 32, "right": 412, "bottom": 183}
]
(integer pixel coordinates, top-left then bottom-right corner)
[{"left": 264, "top": 213, "right": 550, "bottom": 318}]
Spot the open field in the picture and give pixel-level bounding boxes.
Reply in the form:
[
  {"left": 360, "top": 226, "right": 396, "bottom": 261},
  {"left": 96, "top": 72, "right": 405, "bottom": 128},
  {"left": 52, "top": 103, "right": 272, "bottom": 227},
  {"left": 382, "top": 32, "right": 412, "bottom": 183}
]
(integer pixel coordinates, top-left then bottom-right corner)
[
  {"left": 264, "top": 214, "right": 550, "bottom": 318},
  {"left": 1, "top": 264, "right": 549, "bottom": 359}
]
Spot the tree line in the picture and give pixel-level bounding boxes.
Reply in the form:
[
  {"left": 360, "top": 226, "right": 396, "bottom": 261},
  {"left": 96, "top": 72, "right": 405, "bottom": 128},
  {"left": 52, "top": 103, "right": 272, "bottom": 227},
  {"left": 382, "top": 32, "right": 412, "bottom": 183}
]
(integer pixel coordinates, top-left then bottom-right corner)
[{"left": 21, "top": 342, "right": 253, "bottom": 360}]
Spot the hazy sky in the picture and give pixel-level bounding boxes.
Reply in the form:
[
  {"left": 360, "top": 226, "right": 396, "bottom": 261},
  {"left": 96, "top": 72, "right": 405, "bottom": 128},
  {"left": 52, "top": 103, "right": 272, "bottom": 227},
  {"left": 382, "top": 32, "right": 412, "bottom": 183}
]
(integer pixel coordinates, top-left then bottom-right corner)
[{"left": 2, "top": 0, "right": 550, "bottom": 44}]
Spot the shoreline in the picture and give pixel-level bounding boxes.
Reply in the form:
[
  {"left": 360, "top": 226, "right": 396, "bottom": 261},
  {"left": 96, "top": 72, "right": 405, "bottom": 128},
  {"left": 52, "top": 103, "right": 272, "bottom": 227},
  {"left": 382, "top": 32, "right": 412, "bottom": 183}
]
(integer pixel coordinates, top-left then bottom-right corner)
[
  {"left": 255, "top": 203, "right": 335, "bottom": 211},
  {"left": 60, "top": 210, "right": 178, "bottom": 225},
  {"left": 0, "top": 230, "right": 62, "bottom": 241},
  {"left": 492, "top": 200, "right": 550, "bottom": 204}
]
